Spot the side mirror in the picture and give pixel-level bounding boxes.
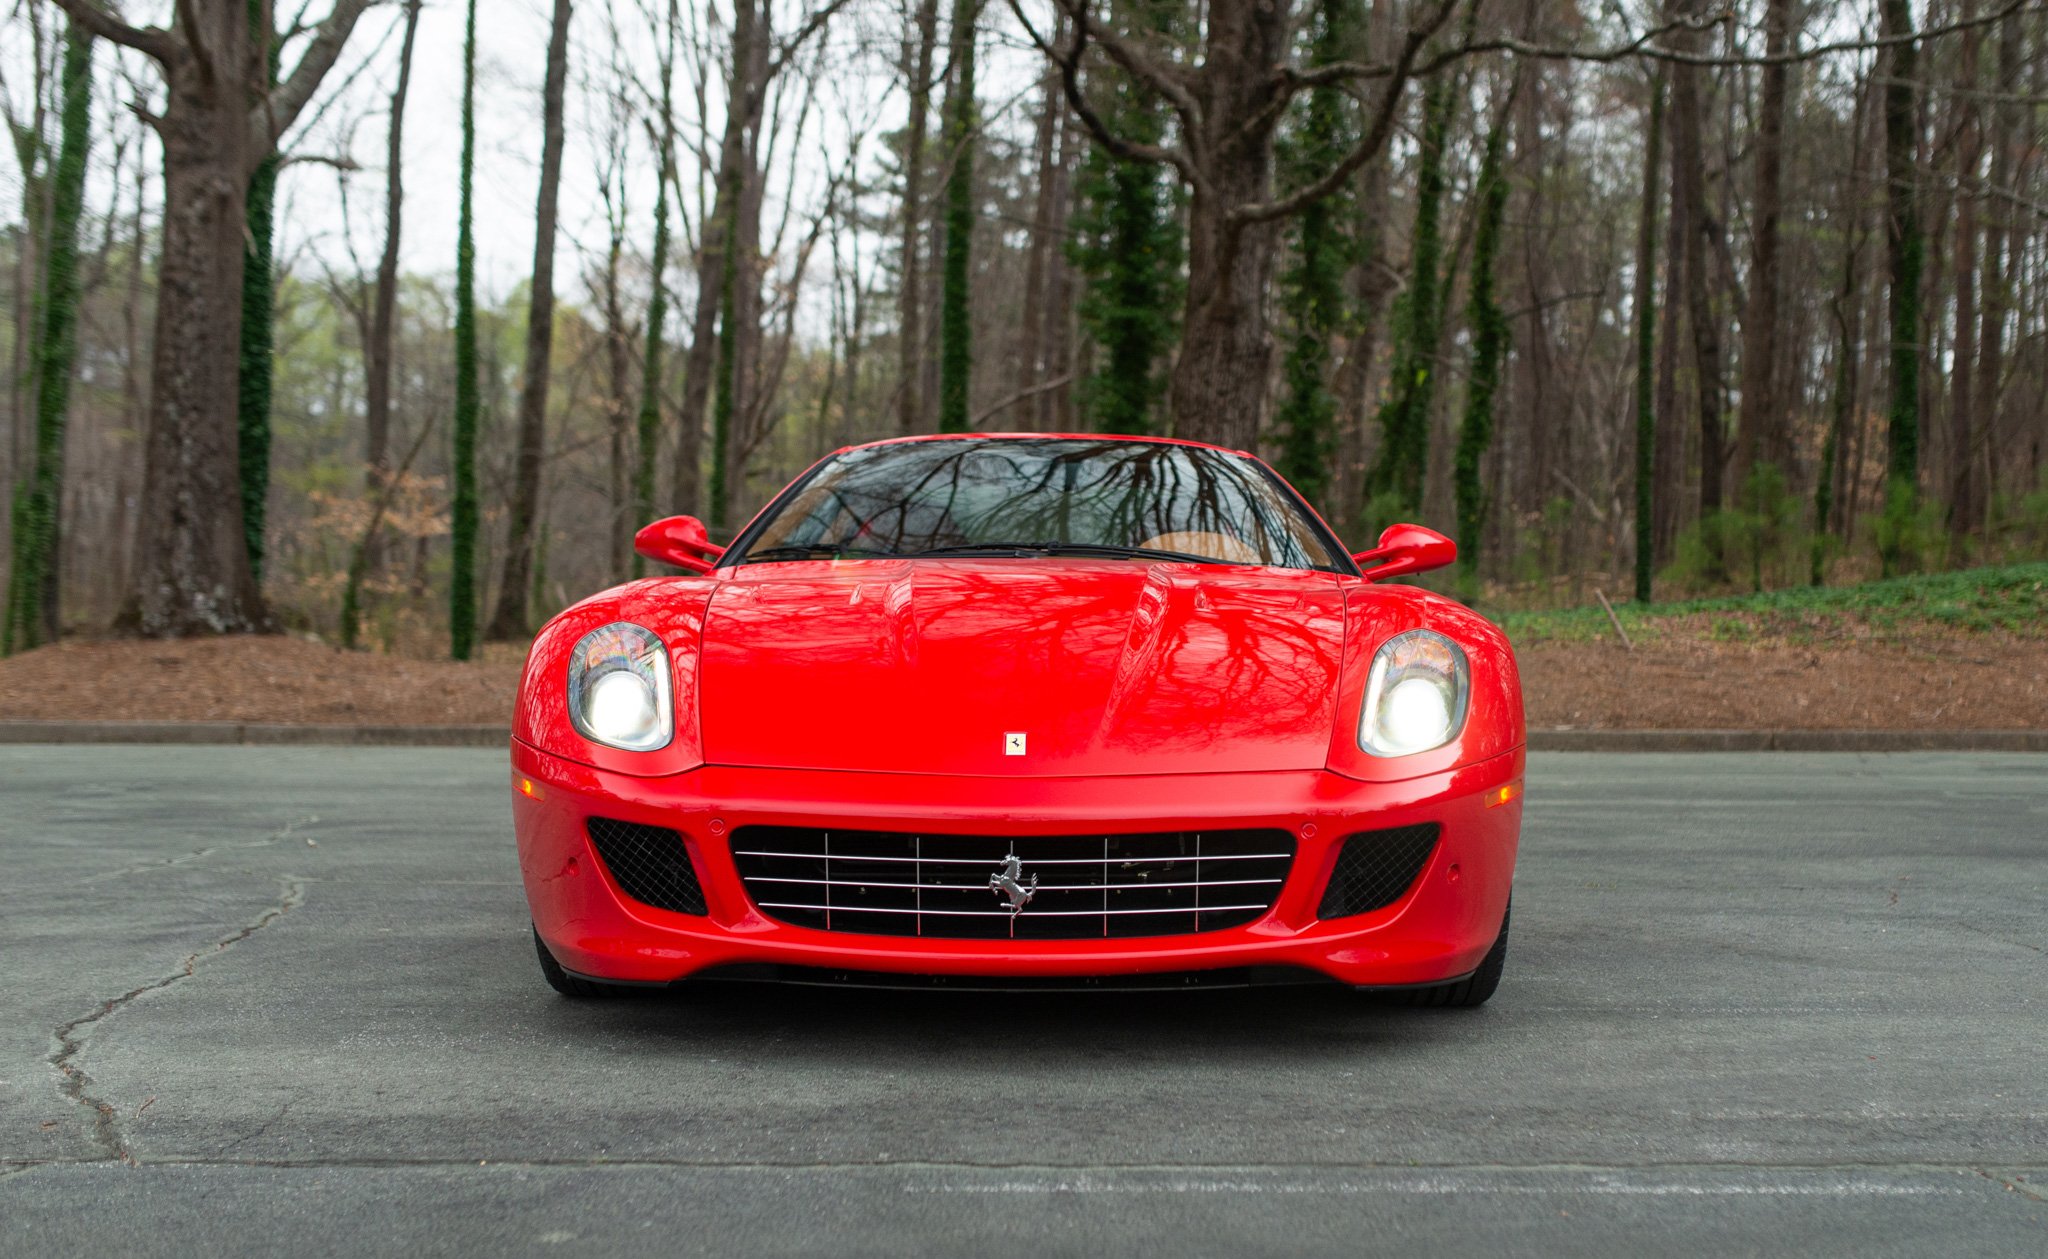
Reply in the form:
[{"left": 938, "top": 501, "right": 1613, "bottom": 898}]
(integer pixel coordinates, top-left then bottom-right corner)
[
  {"left": 634, "top": 515, "right": 727, "bottom": 575},
  {"left": 1351, "top": 523, "right": 1456, "bottom": 582}
]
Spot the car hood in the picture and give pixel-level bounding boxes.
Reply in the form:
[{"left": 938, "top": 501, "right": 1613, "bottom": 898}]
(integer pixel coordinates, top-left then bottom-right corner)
[{"left": 693, "top": 559, "right": 1349, "bottom": 776}]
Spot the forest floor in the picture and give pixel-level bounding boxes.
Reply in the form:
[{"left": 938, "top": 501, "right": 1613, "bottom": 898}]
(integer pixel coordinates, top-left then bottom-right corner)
[{"left": 0, "top": 564, "right": 2041, "bottom": 730}]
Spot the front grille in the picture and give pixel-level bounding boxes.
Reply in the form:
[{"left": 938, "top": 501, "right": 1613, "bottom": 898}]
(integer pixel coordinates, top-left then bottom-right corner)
[
  {"left": 586, "top": 817, "right": 708, "bottom": 915},
  {"left": 1317, "top": 823, "right": 1440, "bottom": 919},
  {"left": 730, "top": 826, "right": 1295, "bottom": 940}
]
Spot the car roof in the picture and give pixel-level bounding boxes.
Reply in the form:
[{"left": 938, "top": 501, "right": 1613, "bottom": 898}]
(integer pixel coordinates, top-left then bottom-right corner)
[{"left": 834, "top": 432, "right": 1259, "bottom": 461}]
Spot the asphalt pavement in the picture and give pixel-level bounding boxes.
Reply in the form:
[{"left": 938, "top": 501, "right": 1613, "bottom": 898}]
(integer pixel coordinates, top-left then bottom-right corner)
[{"left": 0, "top": 747, "right": 2042, "bottom": 1257}]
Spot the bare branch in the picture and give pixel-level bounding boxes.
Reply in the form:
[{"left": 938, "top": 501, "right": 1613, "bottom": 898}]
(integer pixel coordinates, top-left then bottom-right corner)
[
  {"left": 1002, "top": 0, "right": 1204, "bottom": 194},
  {"left": 1047, "top": 0, "right": 1202, "bottom": 150},
  {"left": 765, "top": 0, "right": 857, "bottom": 81},
  {"left": 254, "top": 0, "right": 376, "bottom": 156},
  {"left": 972, "top": 373, "right": 1074, "bottom": 427},
  {"left": 1427, "top": 0, "right": 2028, "bottom": 73},
  {"left": 48, "top": 0, "right": 175, "bottom": 60},
  {"left": 1230, "top": 0, "right": 1461, "bottom": 227}
]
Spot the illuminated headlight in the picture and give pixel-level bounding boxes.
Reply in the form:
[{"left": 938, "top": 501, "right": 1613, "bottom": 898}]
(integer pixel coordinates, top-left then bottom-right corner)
[
  {"left": 567, "top": 623, "right": 672, "bottom": 751},
  {"left": 1358, "top": 629, "right": 1470, "bottom": 757}
]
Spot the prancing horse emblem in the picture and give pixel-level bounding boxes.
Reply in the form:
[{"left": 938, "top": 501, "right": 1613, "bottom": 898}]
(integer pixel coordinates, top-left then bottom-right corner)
[{"left": 989, "top": 852, "right": 1038, "bottom": 914}]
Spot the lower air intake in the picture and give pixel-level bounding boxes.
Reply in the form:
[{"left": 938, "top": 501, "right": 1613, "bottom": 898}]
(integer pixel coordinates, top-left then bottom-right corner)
[
  {"left": 586, "top": 817, "right": 707, "bottom": 916},
  {"left": 1317, "top": 823, "right": 1440, "bottom": 920}
]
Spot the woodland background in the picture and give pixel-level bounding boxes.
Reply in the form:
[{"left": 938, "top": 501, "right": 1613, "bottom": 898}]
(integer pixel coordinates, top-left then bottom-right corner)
[{"left": 2, "top": 0, "right": 2046, "bottom": 660}]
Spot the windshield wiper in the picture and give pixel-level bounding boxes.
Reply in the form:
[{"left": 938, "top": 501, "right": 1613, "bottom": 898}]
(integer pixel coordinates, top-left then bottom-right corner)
[
  {"left": 904, "top": 541, "right": 1237, "bottom": 565},
  {"left": 740, "top": 543, "right": 899, "bottom": 563}
]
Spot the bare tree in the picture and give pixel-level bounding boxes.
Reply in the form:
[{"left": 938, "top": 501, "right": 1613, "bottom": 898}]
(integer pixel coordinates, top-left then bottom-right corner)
[{"left": 485, "top": 0, "right": 575, "bottom": 641}]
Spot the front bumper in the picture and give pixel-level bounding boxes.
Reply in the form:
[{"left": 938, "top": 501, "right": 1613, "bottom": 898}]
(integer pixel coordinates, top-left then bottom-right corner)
[{"left": 512, "top": 741, "right": 1523, "bottom": 988}]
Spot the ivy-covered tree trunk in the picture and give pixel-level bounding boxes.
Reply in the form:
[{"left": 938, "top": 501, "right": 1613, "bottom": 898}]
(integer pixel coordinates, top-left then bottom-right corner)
[
  {"left": 935, "top": 0, "right": 980, "bottom": 432},
  {"left": 633, "top": 0, "right": 679, "bottom": 574},
  {"left": 237, "top": 155, "right": 275, "bottom": 586},
  {"left": 449, "top": 0, "right": 482, "bottom": 660},
  {"left": 485, "top": 0, "right": 574, "bottom": 641},
  {"left": 1631, "top": 73, "right": 1664, "bottom": 604},
  {"left": 1071, "top": 0, "right": 1183, "bottom": 438},
  {"left": 1878, "top": 0, "right": 1922, "bottom": 570},
  {"left": 1454, "top": 108, "right": 1509, "bottom": 599},
  {"left": 1273, "top": 0, "right": 1359, "bottom": 509},
  {"left": 1366, "top": 72, "right": 1454, "bottom": 522},
  {"left": 236, "top": 1, "right": 280, "bottom": 587},
  {"left": 4, "top": 23, "right": 90, "bottom": 654}
]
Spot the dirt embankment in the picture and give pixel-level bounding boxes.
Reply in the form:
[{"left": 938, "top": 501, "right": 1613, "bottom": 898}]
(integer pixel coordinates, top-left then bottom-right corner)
[
  {"left": 1518, "top": 638, "right": 2048, "bottom": 730},
  {"left": 0, "top": 633, "right": 2041, "bottom": 730},
  {"left": 0, "top": 636, "right": 523, "bottom": 726}
]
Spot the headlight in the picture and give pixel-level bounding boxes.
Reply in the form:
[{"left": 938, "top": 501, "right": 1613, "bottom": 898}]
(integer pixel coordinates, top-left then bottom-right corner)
[
  {"left": 567, "top": 623, "right": 673, "bottom": 751},
  {"left": 1358, "top": 629, "right": 1470, "bottom": 757}
]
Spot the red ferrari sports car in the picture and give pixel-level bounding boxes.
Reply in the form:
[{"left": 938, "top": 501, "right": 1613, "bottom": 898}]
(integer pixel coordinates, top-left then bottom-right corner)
[{"left": 513, "top": 434, "right": 1523, "bottom": 1004}]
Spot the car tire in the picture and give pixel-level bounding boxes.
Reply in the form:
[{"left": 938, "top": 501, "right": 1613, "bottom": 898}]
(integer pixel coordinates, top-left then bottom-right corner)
[
  {"left": 533, "top": 926, "right": 618, "bottom": 998},
  {"left": 1376, "top": 899, "right": 1510, "bottom": 1009}
]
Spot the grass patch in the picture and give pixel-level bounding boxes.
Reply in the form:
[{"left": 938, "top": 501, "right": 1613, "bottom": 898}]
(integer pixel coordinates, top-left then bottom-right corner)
[{"left": 1497, "top": 563, "right": 2048, "bottom": 646}]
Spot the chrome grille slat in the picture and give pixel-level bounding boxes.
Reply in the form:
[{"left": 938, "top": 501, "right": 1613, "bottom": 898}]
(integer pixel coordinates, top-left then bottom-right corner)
[
  {"left": 744, "top": 875, "right": 1284, "bottom": 892},
  {"left": 756, "top": 902, "right": 1272, "bottom": 917},
  {"left": 731, "top": 825, "right": 1295, "bottom": 941},
  {"left": 730, "top": 850, "right": 1291, "bottom": 865}
]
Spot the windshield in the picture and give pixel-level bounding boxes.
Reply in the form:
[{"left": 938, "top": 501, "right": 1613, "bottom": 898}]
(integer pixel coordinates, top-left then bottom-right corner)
[{"left": 732, "top": 438, "right": 1346, "bottom": 571}]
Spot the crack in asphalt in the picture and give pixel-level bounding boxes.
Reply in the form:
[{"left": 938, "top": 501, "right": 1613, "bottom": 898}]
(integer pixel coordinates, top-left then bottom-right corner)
[
  {"left": 82, "top": 815, "right": 321, "bottom": 885},
  {"left": 46, "top": 876, "right": 307, "bottom": 1164},
  {"left": 216, "top": 1101, "right": 294, "bottom": 1159}
]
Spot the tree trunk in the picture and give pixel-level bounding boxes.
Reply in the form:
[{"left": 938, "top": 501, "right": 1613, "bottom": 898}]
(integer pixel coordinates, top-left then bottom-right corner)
[
  {"left": 1973, "top": 7, "right": 2020, "bottom": 516},
  {"left": 1651, "top": 93, "right": 1686, "bottom": 558},
  {"left": 1014, "top": 59, "right": 1061, "bottom": 412},
  {"left": 706, "top": 0, "right": 764, "bottom": 530},
  {"left": 1632, "top": 71, "right": 1664, "bottom": 603},
  {"left": 1668, "top": 19, "right": 1723, "bottom": 520},
  {"left": 366, "top": 0, "right": 422, "bottom": 492},
  {"left": 130, "top": 41, "right": 265, "bottom": 634},
  {"left": 1036, "top": 103, "right": 1078, "bottom": 431},
  {"left": 4, "top": 23, "right": 89, "bottom": 653},
  {"left": 1948, "top": 3, "right": 1980, "bottom": 537},
  {"left": 484, "top": 0, "right": 573, "bottom": 641},
  {"left": 935, "top": 0, "right": 979, "bottom": 432},
  {"left": 602, "top": 196, "right": 632, "bottom": 582},
  {"left": 1878, "top": 0, "right": 1921, "bottom": 499},
  {"left": 634, "top": 0, "right": 679, "bottom": 567},
  {"left": 681, "top": 0, "right": 761, "bottom": 524},
  {"left": 450, "top": 0, "right": 480, "bottom": 659},
  {"left": 1167, "top": 0, "right": 1289, "bottom": 450},
  {"left": 1733, "top": 0, "right": 1790, "bottom": 488},
  {"left": 896, "top": 0, "right": 939, "bottom": 434},
  {"left": 236, "top": 175, "right": 276, "bottom": 584},
  {"left": 672, "top": 179, "right": 725, "bottom": 519}
]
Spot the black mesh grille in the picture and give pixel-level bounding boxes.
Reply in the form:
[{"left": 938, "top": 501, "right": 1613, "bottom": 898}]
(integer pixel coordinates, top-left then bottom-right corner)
[
  {"left": 730, "top": 826, "right": 1294, "bottom": 940},
  {"left": 1317, "top": 823, "right": 1440, "bottom": 920},
  {"left": 586, "top": 818, "right": 707, "bottom": 915}
]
